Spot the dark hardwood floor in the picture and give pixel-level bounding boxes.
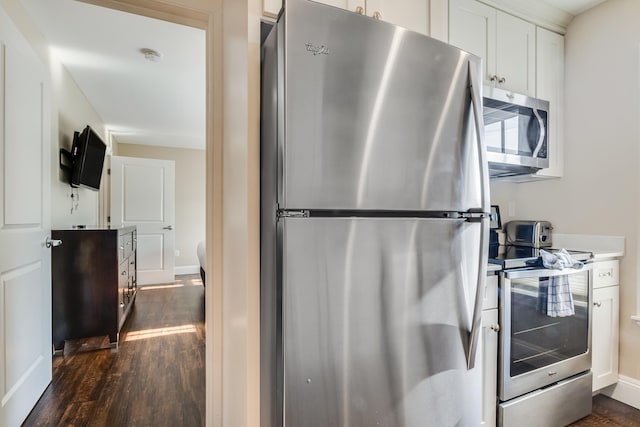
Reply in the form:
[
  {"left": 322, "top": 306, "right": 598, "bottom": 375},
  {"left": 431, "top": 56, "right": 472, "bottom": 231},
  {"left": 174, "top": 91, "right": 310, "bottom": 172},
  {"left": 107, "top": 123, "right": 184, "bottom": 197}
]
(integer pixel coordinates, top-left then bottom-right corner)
[
  {"left": 23, "top": 274, "right": 205, "bottom": 427},
  {"left": 570, "top": 394, "right": 640, "bottom": 426},
  {"left": 20, "top": 273, "right": 640, "bottom": 426}
]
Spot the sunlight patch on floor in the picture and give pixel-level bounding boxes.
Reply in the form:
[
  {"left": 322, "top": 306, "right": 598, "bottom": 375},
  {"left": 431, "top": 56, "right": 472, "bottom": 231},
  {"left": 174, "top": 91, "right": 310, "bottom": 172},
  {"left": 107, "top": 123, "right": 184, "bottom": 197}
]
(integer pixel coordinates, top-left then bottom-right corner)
[
  {"left": 124, "top": 324, "right": 197, "bottom": 341},
  {"left": 175, "top": 277, "right": 203, "bottom": 286},
  {"left": 139, "top": 284, "right": 185, "bottom": 291}
]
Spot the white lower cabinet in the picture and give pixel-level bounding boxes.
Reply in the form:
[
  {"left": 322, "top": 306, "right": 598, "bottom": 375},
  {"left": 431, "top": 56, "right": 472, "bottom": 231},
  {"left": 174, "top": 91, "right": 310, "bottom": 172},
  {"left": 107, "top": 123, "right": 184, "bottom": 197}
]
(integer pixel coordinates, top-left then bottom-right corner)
[
  {"left": 481, "top": 273, "right": 499, "bottom": 426},
  {"left": 481, "top": 308, "right": 498, "bottom": 426},
  {"left": 592, "top": 284, "right": 619, "bottom": 391},
  {"left": 591, "top": 259, "right": 620, "bottom": 392}
]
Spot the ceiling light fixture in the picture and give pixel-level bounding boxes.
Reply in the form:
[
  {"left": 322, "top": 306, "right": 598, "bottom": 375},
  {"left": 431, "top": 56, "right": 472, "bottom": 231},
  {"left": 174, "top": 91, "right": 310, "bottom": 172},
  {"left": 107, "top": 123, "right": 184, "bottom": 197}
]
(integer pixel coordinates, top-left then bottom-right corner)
[{"left": 140, "top": 48, "right": 162, "bottom": 62}]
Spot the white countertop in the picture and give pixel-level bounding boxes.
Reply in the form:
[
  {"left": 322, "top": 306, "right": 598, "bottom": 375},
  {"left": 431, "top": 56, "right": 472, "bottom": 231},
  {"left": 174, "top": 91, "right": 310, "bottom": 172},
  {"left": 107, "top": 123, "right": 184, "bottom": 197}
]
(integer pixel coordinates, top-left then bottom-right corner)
[
  {"left": 553, "top": 233, "right": 625, "bottom": 259},
  {"left": 487, "top": 263, "right": 502, "bottom": 273}
]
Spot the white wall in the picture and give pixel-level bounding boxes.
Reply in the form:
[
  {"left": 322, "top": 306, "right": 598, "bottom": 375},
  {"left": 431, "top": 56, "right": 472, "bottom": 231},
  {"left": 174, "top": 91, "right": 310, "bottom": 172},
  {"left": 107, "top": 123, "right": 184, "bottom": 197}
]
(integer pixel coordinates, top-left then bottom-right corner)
[
  {"left": 491, "top": 0, "right": 640, "bottom": 381},
  {"left": 50, "top": 59, "right": 106, "bottom": 228},
  {"left": 116, "top": 143, "right": 206, "bottom": 268},
  {"left": 0, "top": 0, "right": 105, "bottom": 229}
]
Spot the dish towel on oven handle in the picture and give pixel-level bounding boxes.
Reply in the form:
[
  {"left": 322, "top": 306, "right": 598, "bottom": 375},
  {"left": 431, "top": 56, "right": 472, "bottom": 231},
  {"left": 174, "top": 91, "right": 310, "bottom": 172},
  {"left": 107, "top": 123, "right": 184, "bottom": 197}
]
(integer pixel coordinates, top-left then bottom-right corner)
[{"left": 536, "top": 249, "right": 584, "bottom": 317}]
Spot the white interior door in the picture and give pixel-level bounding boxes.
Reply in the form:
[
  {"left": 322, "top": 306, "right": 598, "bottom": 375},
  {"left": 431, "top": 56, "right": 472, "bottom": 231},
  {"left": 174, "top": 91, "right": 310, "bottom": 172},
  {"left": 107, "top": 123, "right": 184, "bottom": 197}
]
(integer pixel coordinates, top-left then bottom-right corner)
[
  {"left": 0, "top": 6, "right": 52, "bottom": 426},
  {"left": 111, "top": 156, "right": 175, "bottom": 285}
]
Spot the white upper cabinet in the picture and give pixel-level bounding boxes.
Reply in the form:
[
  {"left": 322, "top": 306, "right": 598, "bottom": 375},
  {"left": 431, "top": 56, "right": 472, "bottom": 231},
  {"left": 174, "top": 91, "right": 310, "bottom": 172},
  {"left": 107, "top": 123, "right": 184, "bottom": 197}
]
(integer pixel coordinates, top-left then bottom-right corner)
[
  {"left": 535, "top": 27, "right": 565, "bottom": 178},
  {"left": 449, "top": 0, "right": 496, "bottom": 86},
  {"left": 263, "top": 0, "right": 429, "bottom": 36},
  {"left": 496, "top": 12, "right": 535, "bottom": 96},
  {"left": 449, "top": 0, "right": 535, "bottom": 96},
  {"left": 263, "top": 0, "right": 282, "bottom": 17},
  {"left": 316, "top": 0, "right": 365, "bottom": 12},
  {"left": 366, "top": 0, "right": 429, "bottom": 35}
]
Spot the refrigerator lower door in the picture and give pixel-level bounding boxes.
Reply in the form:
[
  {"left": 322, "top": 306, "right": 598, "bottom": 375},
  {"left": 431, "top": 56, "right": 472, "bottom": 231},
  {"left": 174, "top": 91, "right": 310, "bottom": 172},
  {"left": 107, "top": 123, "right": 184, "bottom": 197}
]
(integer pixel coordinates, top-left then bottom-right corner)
[{"left": 280, "top": 217, "right": 484, "bottom": 427}]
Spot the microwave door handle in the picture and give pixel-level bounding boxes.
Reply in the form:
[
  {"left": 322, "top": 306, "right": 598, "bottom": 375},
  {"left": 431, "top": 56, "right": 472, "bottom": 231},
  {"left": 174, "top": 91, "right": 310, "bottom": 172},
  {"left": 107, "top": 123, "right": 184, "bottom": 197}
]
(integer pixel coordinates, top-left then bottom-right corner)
[
  {"left": 466, "top": 59, "right": 489, "bottom": 370},
  {"left": 532, "top": 108, "right": 546, "bottom": 158}
]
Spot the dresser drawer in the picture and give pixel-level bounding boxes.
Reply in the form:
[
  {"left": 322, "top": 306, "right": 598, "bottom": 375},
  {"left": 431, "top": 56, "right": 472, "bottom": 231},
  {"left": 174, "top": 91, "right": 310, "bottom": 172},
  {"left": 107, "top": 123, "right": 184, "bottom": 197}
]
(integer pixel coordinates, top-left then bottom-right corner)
[
  {"left": 593, "top": 260, "right": 619, "bottom": 289},
  {"left": 118, "top": 259, "right": 129, "bottom": 288}
]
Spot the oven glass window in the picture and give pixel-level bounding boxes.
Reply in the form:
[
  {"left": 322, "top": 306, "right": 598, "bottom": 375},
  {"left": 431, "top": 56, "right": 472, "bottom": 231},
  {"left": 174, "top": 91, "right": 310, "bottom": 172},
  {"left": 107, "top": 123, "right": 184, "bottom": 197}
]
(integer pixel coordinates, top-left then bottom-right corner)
[{"left": 509, "top": 270, "right": 589, "bottom": 377}]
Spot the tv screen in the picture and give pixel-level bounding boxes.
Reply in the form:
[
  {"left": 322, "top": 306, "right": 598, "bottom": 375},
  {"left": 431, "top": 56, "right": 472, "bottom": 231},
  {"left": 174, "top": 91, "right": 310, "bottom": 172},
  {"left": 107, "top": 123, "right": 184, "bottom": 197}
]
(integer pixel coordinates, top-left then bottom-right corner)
[{"left": 70, "top": 126, "right": 106, "bottom": 191}]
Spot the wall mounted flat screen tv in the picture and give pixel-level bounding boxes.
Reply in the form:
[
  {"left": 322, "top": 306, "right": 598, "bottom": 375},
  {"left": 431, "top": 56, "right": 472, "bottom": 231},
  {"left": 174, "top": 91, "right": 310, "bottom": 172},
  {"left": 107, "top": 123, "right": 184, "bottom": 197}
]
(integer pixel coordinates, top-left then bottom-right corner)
[{"left": 70, "top": 126, "right": 106, "bottom": 191}]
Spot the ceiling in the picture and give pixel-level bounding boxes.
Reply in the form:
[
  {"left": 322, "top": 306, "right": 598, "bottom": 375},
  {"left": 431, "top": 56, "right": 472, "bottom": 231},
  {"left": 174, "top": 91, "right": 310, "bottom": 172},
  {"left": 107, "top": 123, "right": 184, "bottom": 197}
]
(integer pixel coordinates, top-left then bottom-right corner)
[
  {"left": 18, "top": 0, "right": 606, "bottom": 151},
  {"left": 542, "top": 0, "right": 607, "bottom": 15},
  {"left": 20, "top": 0, "right": 206, "bottom": 150}
]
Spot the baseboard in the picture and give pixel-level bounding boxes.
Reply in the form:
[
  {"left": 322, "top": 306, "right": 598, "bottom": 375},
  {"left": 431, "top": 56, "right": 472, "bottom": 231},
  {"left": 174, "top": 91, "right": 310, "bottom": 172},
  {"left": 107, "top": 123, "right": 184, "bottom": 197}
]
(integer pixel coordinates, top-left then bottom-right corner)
[
  {"left": 175, "top": 265, "right": 200, "bottom": 276},
  {"left": 601, "top": 375, "right": 640, "bottom": 410}
]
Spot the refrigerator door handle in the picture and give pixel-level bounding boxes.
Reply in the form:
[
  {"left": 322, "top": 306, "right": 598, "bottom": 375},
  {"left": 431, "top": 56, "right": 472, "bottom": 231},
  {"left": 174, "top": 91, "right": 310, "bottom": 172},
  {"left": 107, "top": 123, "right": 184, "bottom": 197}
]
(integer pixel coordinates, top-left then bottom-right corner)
[
  {"left": 466, "top": 59, "right": 489, "bottom": 370},
  {"left": 469, "top": 60, "right": 489, "bottom": 213}
]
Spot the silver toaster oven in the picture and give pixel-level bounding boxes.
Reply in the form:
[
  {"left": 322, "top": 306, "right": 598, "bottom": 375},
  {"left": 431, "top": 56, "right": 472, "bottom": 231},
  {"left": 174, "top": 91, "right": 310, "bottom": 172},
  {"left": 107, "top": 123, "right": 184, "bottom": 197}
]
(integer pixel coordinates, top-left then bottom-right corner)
[{"left": 503, "top": 220, "right": 553, "bottom": 248}]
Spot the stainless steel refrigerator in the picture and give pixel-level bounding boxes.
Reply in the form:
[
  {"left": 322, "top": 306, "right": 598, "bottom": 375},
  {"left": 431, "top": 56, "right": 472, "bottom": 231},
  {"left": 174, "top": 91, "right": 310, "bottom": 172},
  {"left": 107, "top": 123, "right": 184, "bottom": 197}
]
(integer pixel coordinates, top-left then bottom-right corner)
[{"left": 261, "top": 1, "right": 490, "bottom": 426}]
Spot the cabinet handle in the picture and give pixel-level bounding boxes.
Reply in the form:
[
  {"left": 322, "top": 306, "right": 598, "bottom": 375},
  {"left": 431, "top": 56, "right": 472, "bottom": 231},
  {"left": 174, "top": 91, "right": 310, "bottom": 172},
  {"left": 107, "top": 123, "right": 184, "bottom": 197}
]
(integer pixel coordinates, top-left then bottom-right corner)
[
  {"left": 121, "top": 270, "right": 127, "bottom": 276},
  {"left": 498, "top": 76, "right": 506, "bottom": 84},
  {"left": 354, "top": 6, "right": 364, "bottom": 14},
  {"left": 372, "top": 11, "right": 382, "bottom": 20},
  {"left": 594, "top": 301, "right": 602, "bottom": 307},
  {"left": 489, "top": 75, "right": 498, "bottom": 82},
  {"left": 45, "top": 237, "right": 63, "bottom": 248},
  {"left": 490, "top": 324, "right": 500, "bottom": 332},
  {"left": 599, "top": 271, "right": 612, "bottom": 277},
  {"left": 120, "top": 245, "right": 124, "bottom": 250}
]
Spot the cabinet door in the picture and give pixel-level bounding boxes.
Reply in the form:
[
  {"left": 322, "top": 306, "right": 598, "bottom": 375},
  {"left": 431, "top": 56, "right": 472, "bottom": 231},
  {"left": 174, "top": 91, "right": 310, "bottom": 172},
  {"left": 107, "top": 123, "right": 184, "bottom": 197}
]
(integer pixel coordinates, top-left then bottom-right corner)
[
  {"left": 366, "top": 0, "right": 429, "bottom": 35},
  {"left": 316, "top": 0, "right": 365, "bottom": 12},
  {"left": 481, "top": 309, "right": 498, "bottom": 427},
  {"left": 263, "top": 0, "right": 365, "bottom": 19},
  {"left": 263, "top": 0, "right": 282, "bottom": 18},
  {"left": 449, "top": 0, "right": 497, "bottom": 86},
  {"left": 592, "top": 286, "right": 619, "bottom": 392},
  {"left": 496, "top": 11, "right": 535, "bottom": 95},
  {"left": 534, "top": 27, "right": 564, "bottom": 178}
]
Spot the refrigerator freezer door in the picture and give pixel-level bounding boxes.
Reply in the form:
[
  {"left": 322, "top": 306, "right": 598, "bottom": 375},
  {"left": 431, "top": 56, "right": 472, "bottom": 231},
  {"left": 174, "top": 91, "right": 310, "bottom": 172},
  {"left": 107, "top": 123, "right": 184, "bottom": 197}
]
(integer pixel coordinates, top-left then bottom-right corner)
[
  {"left": 280, "top": 0, "right": 483, "bottom": 211},
  {"left": 281, "top": 217, "right": 484, "bottom": 426}
]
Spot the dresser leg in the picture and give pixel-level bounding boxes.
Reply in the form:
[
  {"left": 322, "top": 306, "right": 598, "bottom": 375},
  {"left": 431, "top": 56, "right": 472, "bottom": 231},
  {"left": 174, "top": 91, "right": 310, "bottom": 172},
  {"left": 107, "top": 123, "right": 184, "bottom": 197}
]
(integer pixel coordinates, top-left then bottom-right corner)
[
  {"left": 53, "top": 341, "right": 64, "bottom": 356},
  {"left": 109, "top": 332, "right": 119, "bottom": 350}
]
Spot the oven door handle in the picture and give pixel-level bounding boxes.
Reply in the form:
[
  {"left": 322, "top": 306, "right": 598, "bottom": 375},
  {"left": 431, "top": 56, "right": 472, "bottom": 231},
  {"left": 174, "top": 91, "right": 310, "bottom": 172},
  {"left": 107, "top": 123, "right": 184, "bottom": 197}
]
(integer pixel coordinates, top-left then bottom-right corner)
[
  {"left": 505, "top": 263, "right": 593, "bottom": 279},
  {"left": 466, "top": 58, "right": 489, "bottom": 370}
]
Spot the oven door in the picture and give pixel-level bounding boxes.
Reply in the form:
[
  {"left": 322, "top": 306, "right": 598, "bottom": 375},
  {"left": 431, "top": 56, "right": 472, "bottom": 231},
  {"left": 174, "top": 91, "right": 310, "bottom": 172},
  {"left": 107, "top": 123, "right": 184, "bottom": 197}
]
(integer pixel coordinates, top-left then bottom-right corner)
[{"left": 499, "top": 264, "right": 593, "bottom": 401}]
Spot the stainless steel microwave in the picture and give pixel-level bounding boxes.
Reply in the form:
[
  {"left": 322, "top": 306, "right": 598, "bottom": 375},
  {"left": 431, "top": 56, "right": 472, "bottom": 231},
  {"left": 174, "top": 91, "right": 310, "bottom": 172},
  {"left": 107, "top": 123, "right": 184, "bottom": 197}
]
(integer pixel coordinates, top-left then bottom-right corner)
[{"left": 483, "top": 86, "right": 549, "bottom": 178}]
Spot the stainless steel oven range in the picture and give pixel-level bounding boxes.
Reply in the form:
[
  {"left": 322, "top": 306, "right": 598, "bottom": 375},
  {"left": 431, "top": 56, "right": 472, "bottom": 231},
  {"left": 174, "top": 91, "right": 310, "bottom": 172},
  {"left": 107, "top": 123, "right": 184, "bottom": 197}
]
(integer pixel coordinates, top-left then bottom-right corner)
[{"left": 490, "top": 245, "right": 594, "bottom": 427}]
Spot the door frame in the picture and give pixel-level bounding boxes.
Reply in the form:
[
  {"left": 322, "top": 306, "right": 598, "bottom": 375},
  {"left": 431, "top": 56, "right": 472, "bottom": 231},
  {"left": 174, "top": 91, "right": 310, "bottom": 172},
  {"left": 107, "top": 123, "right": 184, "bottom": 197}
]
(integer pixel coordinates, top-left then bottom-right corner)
[{"left": 83, "top": 1, "right": 261, "bottom": 426}]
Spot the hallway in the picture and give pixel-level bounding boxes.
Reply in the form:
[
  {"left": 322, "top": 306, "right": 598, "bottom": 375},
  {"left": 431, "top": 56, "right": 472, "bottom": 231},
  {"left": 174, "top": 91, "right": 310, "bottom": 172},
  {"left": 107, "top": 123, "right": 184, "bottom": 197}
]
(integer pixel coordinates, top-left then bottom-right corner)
[{"left": 23, "top": 275, "right": 205, "bottom": 426}]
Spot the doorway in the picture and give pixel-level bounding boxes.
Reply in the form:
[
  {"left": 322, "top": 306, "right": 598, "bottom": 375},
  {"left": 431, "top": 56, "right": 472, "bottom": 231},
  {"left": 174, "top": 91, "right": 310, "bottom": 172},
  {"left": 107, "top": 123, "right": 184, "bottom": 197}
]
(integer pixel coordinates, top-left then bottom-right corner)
[
  {"left": 71, "top": 1, "right": 261, "bottom": 426},
  {"left": 5, "top": 0, "right": 260, "bottom": 425}
]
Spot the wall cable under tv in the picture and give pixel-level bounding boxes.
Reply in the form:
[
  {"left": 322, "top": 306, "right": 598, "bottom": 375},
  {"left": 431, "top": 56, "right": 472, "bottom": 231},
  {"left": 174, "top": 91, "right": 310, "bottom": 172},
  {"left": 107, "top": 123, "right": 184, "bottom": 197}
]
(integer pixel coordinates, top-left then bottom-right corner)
[{"left": 59, "top": 125, "right": 107, "bottom": 191}]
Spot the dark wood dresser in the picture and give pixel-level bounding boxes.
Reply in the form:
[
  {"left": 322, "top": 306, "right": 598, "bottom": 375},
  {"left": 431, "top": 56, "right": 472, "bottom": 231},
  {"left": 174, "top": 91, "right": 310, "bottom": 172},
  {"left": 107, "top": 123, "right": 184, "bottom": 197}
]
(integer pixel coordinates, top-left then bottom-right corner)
[{"left": 51, "top": 226, "right": 137, "bottom": 353}]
